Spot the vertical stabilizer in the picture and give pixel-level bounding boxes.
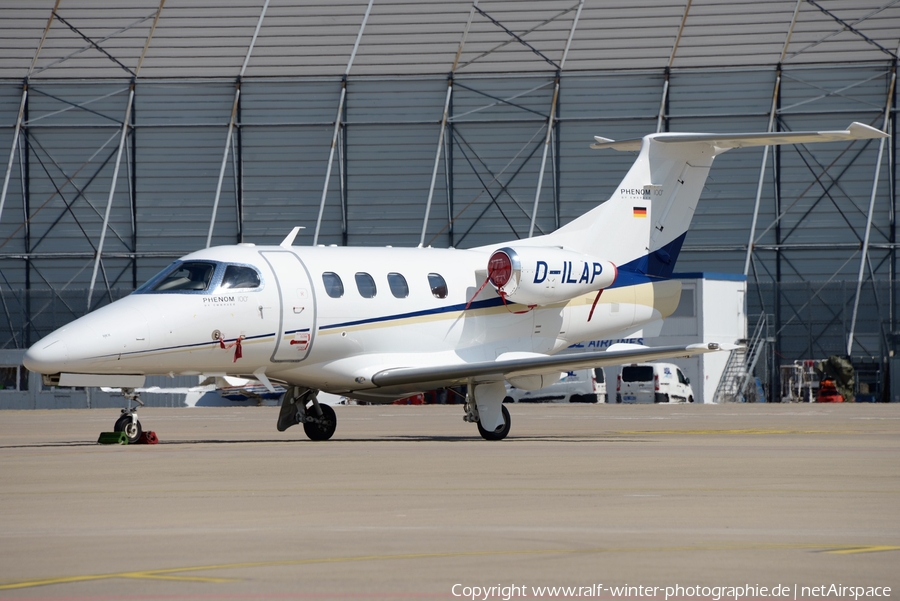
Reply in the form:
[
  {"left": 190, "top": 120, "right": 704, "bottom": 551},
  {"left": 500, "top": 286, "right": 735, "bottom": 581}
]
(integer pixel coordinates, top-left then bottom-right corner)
[
  {"left": 512, "top": 122, "right": 886, "bottom": 281},
  {"left": 519, "top": 135, "right": 717, "bottom": 279}
]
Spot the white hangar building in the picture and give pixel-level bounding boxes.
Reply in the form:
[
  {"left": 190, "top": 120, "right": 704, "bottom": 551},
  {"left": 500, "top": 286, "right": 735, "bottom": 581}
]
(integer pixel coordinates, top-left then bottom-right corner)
[{"left": 0, "top": 0, "right": 897, "bottom": 403}]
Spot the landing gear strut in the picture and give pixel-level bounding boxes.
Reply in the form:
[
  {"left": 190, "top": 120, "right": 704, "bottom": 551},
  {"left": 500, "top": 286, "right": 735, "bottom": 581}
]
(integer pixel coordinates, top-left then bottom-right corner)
[
  {"left": 477, "top": 405, "right": 511, "bottom": 441},
  {"left": 463, "top": 381, "right": 512, "bottom": 440},
  {"left": 113, "top": 388, "right": 144, "bottom": 444},
  {"left": 277, "top": 386, "right": 337, "bottom": 441}
]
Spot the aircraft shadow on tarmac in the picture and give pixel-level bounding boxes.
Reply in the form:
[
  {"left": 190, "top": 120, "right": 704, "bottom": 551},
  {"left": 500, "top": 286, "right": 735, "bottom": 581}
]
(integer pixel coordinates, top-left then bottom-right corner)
[{"left": 1, "top": 434, "right": 650, "bottom": 448}]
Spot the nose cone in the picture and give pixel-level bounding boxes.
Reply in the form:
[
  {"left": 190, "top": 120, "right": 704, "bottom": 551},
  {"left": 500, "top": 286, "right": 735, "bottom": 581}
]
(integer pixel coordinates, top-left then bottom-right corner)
[
  {"left": 23, "top": 337, "right": 70, "bottom": 374},
  {"left": 23, "top": 300, "right": 150, "bottom": 375}
]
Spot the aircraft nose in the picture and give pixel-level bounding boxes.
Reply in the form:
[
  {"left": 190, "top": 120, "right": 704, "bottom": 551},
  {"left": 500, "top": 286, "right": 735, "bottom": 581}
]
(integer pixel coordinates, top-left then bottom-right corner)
[
  {"left": 23, "top": 300, "right": 150, "bottom": 375},
  {"left": 23, "top": 336, "right": 70, "bottom": 374}
]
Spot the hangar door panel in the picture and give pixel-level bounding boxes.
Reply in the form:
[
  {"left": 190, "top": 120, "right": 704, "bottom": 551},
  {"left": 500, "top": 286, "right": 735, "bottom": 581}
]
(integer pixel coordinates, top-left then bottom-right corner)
[{"left": 260, "top": 251, "right": 316, "bottom": 362}]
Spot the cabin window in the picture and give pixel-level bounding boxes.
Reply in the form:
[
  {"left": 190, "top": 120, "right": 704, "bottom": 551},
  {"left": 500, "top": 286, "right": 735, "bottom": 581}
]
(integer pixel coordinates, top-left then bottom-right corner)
[
  {"left": 355, "top": 272, "right": 377, "bottom": 298},
  {"left": 322, "top": 272, "right": 344, "bottom": 298},
  {"left": 428, "top": 273, "right": 448, "bottom": 299},
  {"left": 219, "top": 265, "right": 261, "bottom": 290},
  {"left": 387, "top": 273, "right": 409, "bottom": 298},
  {"left": 150, "top": 261, "right": 216, "bottom": 292}
]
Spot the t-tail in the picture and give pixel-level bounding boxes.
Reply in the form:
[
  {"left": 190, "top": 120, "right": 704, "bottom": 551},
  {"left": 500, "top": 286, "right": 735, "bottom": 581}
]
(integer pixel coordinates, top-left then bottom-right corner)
[{"left": 517, "top": 122, "right": 887, "bottom": 285}]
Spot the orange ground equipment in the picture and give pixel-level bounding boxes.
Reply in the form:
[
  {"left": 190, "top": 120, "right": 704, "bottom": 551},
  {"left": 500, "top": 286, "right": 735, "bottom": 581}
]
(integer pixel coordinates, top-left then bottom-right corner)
[{"left": 816, "top": 379, "right": 844, "bottom": 403}]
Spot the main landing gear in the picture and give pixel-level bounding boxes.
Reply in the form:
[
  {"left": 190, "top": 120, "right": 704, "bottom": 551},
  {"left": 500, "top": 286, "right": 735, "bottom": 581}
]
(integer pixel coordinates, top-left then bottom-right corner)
[
  {"left": 113, "top": 388, "right": 144, "bottom": 444},
  {"left": 463, "top": 381, "right": 512, "bottom": 441},
  {"left": 276, "top": 382, "right": 512, "bottom": 441},
  {"left": 277, "top": 386, "right": 337, "bottom": 441}
]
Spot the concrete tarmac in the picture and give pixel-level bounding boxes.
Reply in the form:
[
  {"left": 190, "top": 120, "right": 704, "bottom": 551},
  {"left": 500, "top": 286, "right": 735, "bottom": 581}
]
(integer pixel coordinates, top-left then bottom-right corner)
[{"left": 0, "top": 403, "right": 898, "bottom": 600}]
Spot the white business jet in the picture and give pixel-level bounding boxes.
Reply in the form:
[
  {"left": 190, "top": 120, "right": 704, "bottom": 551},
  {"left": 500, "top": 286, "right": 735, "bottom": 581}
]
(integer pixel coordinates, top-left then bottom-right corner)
[{"left": 23, "top": 123, "right": 887, "bottom": 442}]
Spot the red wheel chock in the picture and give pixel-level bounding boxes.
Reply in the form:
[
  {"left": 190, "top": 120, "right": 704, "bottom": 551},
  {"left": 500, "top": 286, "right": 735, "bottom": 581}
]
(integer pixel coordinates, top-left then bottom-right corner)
[{"left": 138, "top": 431, "right": 159, "bottom": 444}]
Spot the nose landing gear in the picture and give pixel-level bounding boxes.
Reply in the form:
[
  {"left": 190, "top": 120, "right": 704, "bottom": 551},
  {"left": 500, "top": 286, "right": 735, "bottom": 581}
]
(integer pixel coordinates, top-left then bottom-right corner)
[{"left": 113, "top": 388, "right": 144, "bottom": 444}]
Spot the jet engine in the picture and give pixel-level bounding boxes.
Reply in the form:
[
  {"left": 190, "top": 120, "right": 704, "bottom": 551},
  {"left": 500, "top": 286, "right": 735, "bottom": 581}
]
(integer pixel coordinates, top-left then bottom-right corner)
[{"left": 486, "top": 246, "right": 616, "bottom": 306}]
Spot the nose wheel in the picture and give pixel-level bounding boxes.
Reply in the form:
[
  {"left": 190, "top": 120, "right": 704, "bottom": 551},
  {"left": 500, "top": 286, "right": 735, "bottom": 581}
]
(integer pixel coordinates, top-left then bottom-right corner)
[
  {"left": 114, "top": 411, "right": 143, "bottom": 444},
  {"left": 113, "top": 389, "right": 144, "bottom": 444}
]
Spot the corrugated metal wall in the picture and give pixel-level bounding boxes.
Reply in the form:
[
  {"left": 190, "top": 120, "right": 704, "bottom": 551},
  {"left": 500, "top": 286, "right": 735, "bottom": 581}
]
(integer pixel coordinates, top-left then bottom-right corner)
[{"left": 0, "top": 65, "right": 894, "bottom": 345}]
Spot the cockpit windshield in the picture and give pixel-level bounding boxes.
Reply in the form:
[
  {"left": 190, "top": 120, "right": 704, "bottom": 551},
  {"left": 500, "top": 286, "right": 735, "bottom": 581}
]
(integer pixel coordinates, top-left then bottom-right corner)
[
  {"left": 219, "top": 264, "right": 261, "bottom": 290},
  {"left": 144, "top": 261, "right": 217, "bottom": 293},
  {"left": 135, "top": 260, "right": 263, "bottom": 295}
]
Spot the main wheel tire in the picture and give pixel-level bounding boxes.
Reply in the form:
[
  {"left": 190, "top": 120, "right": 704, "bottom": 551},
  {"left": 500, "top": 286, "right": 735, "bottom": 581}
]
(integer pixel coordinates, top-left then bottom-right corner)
[
  {"left": 303, "top": 403, "right": 337, "bottom": 441},
  {"left": 688, "top": 396, "right": 694, "bottom": 404},
  {"left": 477, "top": 405, "right": 511, "bottom": 441},
  {"left": 114, "top": 414, "right": 142, "bottom": 444}
]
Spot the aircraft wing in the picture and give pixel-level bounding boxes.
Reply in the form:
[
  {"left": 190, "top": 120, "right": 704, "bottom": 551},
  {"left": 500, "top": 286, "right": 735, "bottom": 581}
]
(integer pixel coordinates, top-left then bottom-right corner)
[{"left": 370, "top": 342, "right": 734, "bottom": 388}]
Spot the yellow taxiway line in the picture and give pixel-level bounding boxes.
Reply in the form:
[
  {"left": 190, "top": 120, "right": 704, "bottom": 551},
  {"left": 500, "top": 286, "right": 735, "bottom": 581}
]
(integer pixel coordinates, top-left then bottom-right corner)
[{"left": 2, "top": 543, "right": 897, "bottom": 590}]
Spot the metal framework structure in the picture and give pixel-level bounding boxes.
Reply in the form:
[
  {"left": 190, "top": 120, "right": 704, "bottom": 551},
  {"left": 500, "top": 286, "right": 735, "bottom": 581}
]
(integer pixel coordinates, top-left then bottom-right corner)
[{"left": 0, "top": 0, "right": 898, "bottom": 399}]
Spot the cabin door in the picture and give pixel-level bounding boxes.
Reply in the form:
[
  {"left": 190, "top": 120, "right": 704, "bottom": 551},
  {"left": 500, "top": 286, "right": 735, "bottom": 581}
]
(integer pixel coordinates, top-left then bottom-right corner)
[{"left": 260, "top": 250, "right": 316, "bottom": 362}]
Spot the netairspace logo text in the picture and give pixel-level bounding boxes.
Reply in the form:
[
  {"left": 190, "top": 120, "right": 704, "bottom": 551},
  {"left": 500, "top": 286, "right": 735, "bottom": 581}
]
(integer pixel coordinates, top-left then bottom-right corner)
[{"left": 450, "top": 583, "right": 892, "bottom": 601}]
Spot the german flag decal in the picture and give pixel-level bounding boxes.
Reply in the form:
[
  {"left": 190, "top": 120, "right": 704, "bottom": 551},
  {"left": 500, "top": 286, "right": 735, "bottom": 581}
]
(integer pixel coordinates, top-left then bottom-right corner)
[{"left": 633, "top": 206, "right": 647, "bottom": 218}]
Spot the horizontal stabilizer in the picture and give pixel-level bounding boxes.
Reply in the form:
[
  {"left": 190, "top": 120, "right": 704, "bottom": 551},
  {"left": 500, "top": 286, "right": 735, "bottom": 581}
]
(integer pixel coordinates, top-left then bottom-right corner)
[
  {"left": 592, "top": 136, "right": 642, "bottom": 151},
  {"left": 591, "top": 122, "right": 887, "bottom": 151}
]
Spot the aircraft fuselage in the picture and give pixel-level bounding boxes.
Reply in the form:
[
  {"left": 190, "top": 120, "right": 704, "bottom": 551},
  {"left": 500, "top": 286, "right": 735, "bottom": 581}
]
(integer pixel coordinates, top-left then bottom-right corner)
[{"left": 26, "top": 243, "right": 679, "bottom": 400}]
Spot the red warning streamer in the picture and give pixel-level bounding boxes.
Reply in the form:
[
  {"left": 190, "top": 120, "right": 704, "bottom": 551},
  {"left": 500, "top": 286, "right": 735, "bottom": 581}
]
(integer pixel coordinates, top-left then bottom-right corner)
[
  {"left": 587, "top": 289, "right": 604, "bottom": 322},
  {"left": 219, "top": 334, "right": 244, "bottom": 362},
  {"left": 465, "top": 267, "right": 534, "bottom": 314},
  {"left": 465, "top": 272, "right": 495, "bottom": 311},
  {"left": 498, "top": 291, "right": 536, "bottom": 315}
]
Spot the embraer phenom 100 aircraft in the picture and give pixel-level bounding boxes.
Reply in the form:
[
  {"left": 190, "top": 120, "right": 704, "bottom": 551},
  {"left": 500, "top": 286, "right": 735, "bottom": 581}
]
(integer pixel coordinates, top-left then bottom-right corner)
[{"left": 24, "top": 123, "right": 887, "bottom": 441}]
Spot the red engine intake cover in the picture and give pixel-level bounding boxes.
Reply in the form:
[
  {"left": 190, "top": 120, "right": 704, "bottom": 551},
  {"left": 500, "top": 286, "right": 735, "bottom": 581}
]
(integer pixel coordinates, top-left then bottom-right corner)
[{"left": 488, "top": 251, "right": 512, "bottom": 288}]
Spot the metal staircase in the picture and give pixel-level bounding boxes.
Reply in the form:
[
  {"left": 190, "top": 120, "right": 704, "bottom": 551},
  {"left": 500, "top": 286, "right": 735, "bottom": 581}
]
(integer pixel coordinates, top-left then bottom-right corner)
[{"left": 713, "top": 314, "right": 770, "bottom": 403}]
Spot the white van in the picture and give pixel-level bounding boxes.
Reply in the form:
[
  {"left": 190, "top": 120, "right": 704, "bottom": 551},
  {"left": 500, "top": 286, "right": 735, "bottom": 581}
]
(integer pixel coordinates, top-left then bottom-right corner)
[
  {"left": 616, "top": 363, "right": 694, "bottom": 404},
  {"left": 504, "top": 368, "right": 607, "bottom": 403}
]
